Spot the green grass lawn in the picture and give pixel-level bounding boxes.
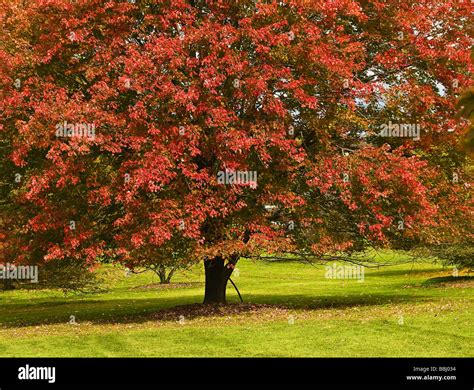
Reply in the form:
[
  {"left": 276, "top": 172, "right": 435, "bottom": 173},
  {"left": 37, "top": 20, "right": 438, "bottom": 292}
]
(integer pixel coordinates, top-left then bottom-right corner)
[{"left": 0, "top": 254, "right": 473, "bottom": 357}]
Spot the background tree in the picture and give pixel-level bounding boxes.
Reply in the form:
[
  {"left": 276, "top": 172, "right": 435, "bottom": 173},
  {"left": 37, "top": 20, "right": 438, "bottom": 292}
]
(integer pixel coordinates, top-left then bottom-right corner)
[{"left": 122, "top": 236, "right": 198, "bottom": 284}]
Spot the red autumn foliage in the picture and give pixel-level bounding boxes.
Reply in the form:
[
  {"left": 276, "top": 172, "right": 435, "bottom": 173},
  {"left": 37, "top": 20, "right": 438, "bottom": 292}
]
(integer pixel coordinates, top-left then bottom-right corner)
[{"left": 1, "top": 0, "right": 472, "bottom": 301}]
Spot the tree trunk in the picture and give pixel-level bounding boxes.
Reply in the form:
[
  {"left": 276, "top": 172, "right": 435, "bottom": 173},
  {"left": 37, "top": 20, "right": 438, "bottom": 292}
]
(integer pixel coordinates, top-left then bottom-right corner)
[
  {"left": 203, "top": 256, "right": 234, "bottom": 304},
  {"left": 158, "top": 265, "right": 169, "bottom": 284},
  {"left": 165, "top": 268, "right": 175, "bottom": 284}
]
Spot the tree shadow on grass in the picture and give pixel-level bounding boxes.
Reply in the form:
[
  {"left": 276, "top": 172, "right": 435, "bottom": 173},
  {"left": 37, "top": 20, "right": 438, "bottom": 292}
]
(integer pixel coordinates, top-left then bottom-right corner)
[{"left": 0, "top": 292, "right": 430, "bottom": 328}]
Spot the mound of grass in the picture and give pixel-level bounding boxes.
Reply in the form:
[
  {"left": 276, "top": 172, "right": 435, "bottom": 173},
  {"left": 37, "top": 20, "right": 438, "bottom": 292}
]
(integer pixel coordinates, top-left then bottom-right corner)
[{"left": 421, "top": 276, "right": 474, "bottom": 288}]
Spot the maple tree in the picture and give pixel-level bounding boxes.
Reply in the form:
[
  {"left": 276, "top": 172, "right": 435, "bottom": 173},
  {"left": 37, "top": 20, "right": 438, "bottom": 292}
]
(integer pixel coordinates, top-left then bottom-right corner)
[{"left": 1, "top": 0, "right": 472, "bottom": 302}]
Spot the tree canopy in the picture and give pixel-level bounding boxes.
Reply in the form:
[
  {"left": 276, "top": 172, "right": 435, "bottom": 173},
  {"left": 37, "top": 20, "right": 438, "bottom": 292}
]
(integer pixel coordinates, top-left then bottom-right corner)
[{"left": 1, "top": 0, "right": 472, "bottom": 302}]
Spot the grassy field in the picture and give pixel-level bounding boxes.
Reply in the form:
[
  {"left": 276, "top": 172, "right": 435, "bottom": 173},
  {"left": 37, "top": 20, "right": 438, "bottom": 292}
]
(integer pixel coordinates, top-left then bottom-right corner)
[{"left": 0, "top": 254, "right": 473, "bottom": 357}]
